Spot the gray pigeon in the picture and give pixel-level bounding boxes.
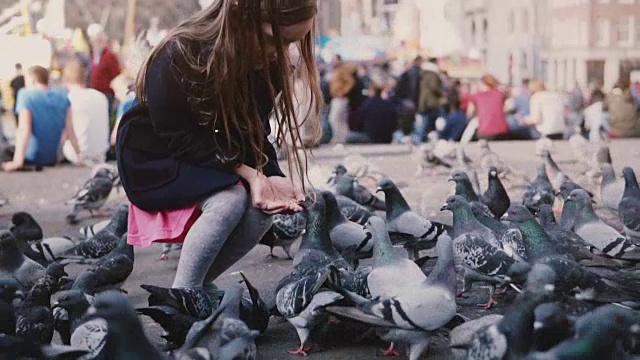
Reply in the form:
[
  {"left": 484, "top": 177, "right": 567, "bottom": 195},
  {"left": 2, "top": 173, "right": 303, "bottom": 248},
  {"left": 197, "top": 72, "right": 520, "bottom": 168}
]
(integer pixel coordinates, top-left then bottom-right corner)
[
  {"left": 61, "top": 205, "right": 129, "bottom": 260},
  {"left": 564, "top": 189, "right": 640, "bottom": 259},
  {"left": 454, "top": 146, "right": 481, "bottom": 195},
  {"left": 619, "top": 167, "right": 640, "bottom": 240},
  {"left": 600, "top": 163, "right": 624, "bottom": 211},
  {"left": 377, "top": 179, "right": 448, "bottom": 242},
  {"left": 478, "top": 139, "right": 529, "bottom": 185},
  {"left": 450, "top": 170, "right": 480, "bottom": 202},
  {"left": 326, "top": 231, "right": 458, "bottom": 360},
  {"left": 259, "top": 212, "right": 306, "bottom": 259},
  {"left": 543, "top": 151, "right": 593, "bottom": 200},
  {"left": 522, "top": 163, "right": 555, "bottom": 213},
  {"left": 159, "top": 243, "right": 183, "bottom": 261},
  {"left": 179, "top": 286, "right": 258, "bottom": 359},
  {"left": 79, "top": 220, "right": 110, "bottom": 239},
  {"left": 85, "top": 291, "right": 167, "bottom": 359},
  {"left": 322, "top": 191, "right": 373, "bottom": 256},
  {"left": 441, "top": 195, "right": 500, "bottom": 248},
  {"left": 0, "top": 230, "right": 45, "bottom": 290},
  {"left": 66, "top": 168, "right": 115, "bottom": 225},
  {"left": 329, "top": 172, "right": 385, "bottom": 211}
]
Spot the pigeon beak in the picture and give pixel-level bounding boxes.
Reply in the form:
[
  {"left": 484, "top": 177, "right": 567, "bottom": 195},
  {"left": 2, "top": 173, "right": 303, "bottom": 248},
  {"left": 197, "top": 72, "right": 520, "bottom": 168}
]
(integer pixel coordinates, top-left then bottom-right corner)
[
  {"left": 500, "top": 213, "right": 509, "bottom": 221},
  {"left": 447, "top": 178, "right": 455, "bottom": 182},
  {"left": 533, "top": 321, "right": 544, "bottom": 330},
  {"left": 440, "top": 203, "right": 448, "bottom": 211},
  {"left": 375, "top": 187, "right": 383, "bottom": 193}
]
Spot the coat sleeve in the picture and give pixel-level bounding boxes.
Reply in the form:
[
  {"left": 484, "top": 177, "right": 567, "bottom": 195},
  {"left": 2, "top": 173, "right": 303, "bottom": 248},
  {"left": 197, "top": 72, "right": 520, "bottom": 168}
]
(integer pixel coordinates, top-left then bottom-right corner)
[{"left": 145, "top": 45, "right": 240, "bottom": 169}]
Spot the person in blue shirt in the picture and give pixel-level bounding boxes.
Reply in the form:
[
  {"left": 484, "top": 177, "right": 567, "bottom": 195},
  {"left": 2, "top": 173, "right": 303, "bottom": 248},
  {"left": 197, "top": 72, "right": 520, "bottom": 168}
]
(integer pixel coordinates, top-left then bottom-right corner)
[
  {"left": 2, "top": 66, "right": 81, "bottom": 171},
  {"left": 439, "top": 97, "right": 467, "bottom": 141},
  {"left": 349, "top": 84, "right": 398, "bottom": 143}
]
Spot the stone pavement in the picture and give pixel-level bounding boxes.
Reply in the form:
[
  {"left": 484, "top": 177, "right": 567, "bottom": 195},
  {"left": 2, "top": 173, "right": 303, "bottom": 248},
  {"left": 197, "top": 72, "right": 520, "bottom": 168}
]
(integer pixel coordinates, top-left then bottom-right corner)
[{"left": 1, "top": 139, "right": 640, "bottom": 359}]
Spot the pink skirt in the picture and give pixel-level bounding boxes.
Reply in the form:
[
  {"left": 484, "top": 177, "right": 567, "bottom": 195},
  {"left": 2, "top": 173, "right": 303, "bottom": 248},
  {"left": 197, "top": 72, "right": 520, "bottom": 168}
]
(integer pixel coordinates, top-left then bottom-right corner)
[{"left": 127, "top": 203, "right": 202, "bottom": 248}]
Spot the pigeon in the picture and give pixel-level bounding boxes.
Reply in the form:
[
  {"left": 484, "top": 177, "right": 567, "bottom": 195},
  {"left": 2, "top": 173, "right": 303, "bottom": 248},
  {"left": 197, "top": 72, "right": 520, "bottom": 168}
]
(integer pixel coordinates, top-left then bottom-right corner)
[
  {"left": 159, "top": 243, "right": 183, "bottom": 261},
  {"left": 66, "top": 168, "right": 115, "bottom": 225},
  {"left": 478, "top": 139, "right": 529, "bottom": 185},
  {"left": 441, "top": 195, "right": 500, "bottom": 248},
  {"left": 619, "top": 167, "right": 640, "bottom": 240},
  {"left": 330, "top": 172, "right": 385, "bottom": 211},
  {"left": 61, "top": 205, "right": 129, "bottom": 260},
  {"left": 0, "top": 334, "right": 89, "bottom": 359},
  {"left": 503, "top": 205, "right": 640, "bottom": 302},
  {"left": 470, "top": 203, "right": 527, "bottom": 261},
  {"left": 137, "top": 304, "right": 196, "bottom": 351},
  {"left": 480, "top": 166, "right": 511, "bottom": 219},
  {"left": 15, "top": 263, "right": 68, "bottom": 344},
  {"left": 238, "top": 272, "right": 270, "bottom": 335},
  {"left": 470, "top": 202, "right": 509, "bottom": 237},
  {"left": 140, "top": 284, "right": 221, "bottom": 320},
  {"left": 532, "top": 303, "right": 574, "bottom": 351},
  {"left": 543, "top": 151, "right": 593, "bottom": 200},
  {"left": 326, "top": 232, "right": 457, "bottom": 360},
  {"left": 377, "top": 179, "right": 448, "bottom": 242},
  {"left": 449, "top": 170, "right": 480, "bottom": 202},
  {"left": 79, "top": 220, "right": 110, "bottom": 239},
  {"left": 466, "top": 264, "right": 556, "bottom": 360},
  {"left": 275, "top": 194, "right": 347, "bottom": 356},
  {"left": 326, "top": 164, "right": 348, "bottom": 186},
  {"left": 335, "top": 194, "right": 373, "bottom": 226},
  {"left": 527, "top": 305, "right": 640, "bottom": 359},
  {"left": 9, "top": 212, "right": 43, "bottom": 244},
  {"left": 72, "top": 234, "right": 134, "bottom": 294},
  {"left": 453, "top": 146, "right": 481, "bottom": 195},
  {"left": 563, "top": 189, "right": 640, "bottom": 259},
  {"left": 259, "top": 212, "right": 306, "bottom": 259},
  {"left": 85, "top": 291, "right": 167, "bottom": 359},
  {"left": 0, "top": 230, "right": 45, "bottom": 290},
  {"left": 522, "top": 162, "right": 555, "bottom": 213},
  {"left": 30, "top": 237, "right": 77, "bottom": 264},
  {"left": 52, "top": 290, "right": 108, "bottom": 358},
  {"left": 322, "top": 191, "right": 373, "bottom": 256},
  {"left": 179, "top": 286, "right": 258, "bottom": 359},
  {"left": 600, "top": 163, "right": 624, "bottom": 211}
]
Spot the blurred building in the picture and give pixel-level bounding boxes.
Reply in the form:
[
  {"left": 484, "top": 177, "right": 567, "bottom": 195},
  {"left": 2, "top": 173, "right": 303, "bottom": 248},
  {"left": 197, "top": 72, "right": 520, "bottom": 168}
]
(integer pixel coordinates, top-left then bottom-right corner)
[
  {"left": 317, "top": 0, "right": 341, "bottom": 37},
  {"left": 445, "top": 0, "right": 547, "bottom": 85},
  {"left": 545, "top": 0, "right": 640, "bottom": 91}
]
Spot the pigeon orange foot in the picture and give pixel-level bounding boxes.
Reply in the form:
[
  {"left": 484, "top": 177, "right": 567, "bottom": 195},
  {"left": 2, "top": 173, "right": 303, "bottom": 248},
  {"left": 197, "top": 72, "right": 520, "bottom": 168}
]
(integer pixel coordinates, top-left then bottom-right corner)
[
  {"left": 288, "top": 343, "right": 313, "bottom": 356},
  {"left": 381, "top": 343, "right": 400, "bottom": 357},
  {"left": 477, "top": 295, "right": 497, "bottom": 310},
  {"left": 158, "top": 254, "right": 169, "bottom": 261}
]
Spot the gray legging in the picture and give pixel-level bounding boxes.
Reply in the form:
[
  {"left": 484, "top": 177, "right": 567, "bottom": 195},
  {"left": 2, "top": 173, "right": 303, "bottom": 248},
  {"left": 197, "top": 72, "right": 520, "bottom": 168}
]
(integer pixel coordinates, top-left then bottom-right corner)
[{"left": 172, "top": 184, "right": 272, "bottom": 288}]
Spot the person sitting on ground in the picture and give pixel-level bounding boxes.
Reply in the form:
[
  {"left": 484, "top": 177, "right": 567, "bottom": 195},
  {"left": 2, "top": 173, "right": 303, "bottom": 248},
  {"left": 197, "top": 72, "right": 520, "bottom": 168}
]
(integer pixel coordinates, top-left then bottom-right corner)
[
  {"left": 2, "top": 66, "right": 81, "bottom": 172},
  {"left": 62, "top": 61, "right": 110, "bottom": 165},
  {"left": 328, "top": 64, "right": 356, "bottom": 144},
  {"left": 349, "top": 83, "right": 398, "bottom": 144},
  {"left": 606, "top": 78, "right": 640, "bottom": 138},
  {"left": 116, "top": 0, "right": 320, "bottom": 290},
  {"left": 583, "top": 89, "right": 608, "bottom": 141},
  {"left": 524, "top": 79, "right": 565, "bottom": 140},
  {"left": 466, "top": 74, "right": 511, "bottom": 140},
  {"left": 439, "top": 97, "right": 467, "bottom": 142},
  {"left": 10, "top": 63, "right": 25, "bottom": 124}
]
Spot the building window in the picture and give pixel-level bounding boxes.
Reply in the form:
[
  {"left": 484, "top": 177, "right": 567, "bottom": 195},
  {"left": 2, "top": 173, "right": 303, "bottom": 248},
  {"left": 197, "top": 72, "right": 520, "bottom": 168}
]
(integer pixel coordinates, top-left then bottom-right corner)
[
  {"left": 508, "top": 10, "right": 515, "bottom": 33},
  {"left": 617, "top": 16, "right": 632, "bottom": 45},
  {"left": 483, "top": 18, "right": 489, "bottom": 42},
  {"left": 521, "top": 8, "right": 529, "bottom": 33},
  {"left": 471, "top": 20, "right": 476, "bottom": 44},
  {"left": 596, "top": 19, "right": 610, "bottom": 47}
]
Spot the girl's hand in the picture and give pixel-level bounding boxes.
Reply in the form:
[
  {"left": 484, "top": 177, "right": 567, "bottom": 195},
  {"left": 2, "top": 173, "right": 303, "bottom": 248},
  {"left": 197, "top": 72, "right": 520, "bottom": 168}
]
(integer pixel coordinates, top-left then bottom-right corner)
[{"left": 236, "top": 165, "right": 304, "bottom": 215}]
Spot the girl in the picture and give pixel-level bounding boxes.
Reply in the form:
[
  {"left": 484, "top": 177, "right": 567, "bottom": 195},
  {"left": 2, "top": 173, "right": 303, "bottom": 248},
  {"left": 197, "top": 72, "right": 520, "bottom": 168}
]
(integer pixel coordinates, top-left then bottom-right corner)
[{"left": 116, "top": 0, "right": 321, "bottom": 288}]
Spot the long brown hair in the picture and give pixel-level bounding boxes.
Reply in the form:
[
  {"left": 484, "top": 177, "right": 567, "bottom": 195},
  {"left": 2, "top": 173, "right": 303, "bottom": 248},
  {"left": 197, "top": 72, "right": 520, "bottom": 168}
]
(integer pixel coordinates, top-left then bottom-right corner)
[{"left": 136, "top": 0, "right": 321, "bottom": 186}]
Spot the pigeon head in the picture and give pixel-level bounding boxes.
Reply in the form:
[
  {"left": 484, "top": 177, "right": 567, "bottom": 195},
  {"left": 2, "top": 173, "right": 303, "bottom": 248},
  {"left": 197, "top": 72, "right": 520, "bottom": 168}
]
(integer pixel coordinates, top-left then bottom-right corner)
[
  {"left": 533, "top": 303, "right": 567, "bottom": 331},
  {"left": 566, "top": 189, "right": 591, "bottom": 206},
  {"left": 0, "top": 278, "right": 21, "bottom": 303},
  {"left": 10, "top": 212, "right": 35, "bottom": 227},
  {"left": 536, "top": 204, "right": 556, "bottom": 225},
  {"left": 302, "top": 190, "right": 325, "bottom": 213},
  {"left": 448, "top": 170, "right": 470, "bottom": 184},
  {"left": 88, "top": 291, "right": 137, "bottom": 323},
  {"left": 622, "top": 167, "right": 639, "bottom": 188},
  {"left": 525, "top": 263, "right": 556, "bottom": 295},
  {"left": 334, "top": 174, "right": 355, "bottom": 196},
  {"left": 45, "top": 262, "right": 69, "bottom": 279},
  {"left": 332, "top": 164, "right": 348, "bottom": 176},
  {"left": 376, "top": 179, "right": 397, "bottom": 194},
  {"left": 94, "top": 168, "right": 114, "bottom": 179},
  {"left": 0, "top": 231, "right": 19, "bottom": 254},
  {"left": 53, "top": 290, "right": 90, "bottom": 313},
  {"left": 501, "top": 205, "right": 536, "bottom": 223},
  {"left": 488, "top": 166, "right": 498, "bottom": 179},
  {"left": 440, "top": 195, "right": 469, "bottom": 212}
]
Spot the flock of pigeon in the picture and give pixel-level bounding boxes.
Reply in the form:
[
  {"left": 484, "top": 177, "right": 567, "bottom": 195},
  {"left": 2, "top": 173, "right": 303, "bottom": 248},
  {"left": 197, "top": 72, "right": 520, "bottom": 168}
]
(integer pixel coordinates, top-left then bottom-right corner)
[{"left": 1, "top": 136, "right": 640, "bottom": 359}]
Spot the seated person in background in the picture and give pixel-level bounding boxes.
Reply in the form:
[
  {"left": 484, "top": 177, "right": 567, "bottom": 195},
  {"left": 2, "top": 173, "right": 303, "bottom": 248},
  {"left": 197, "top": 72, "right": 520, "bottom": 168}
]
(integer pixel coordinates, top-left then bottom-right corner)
[
  {"left": 583, "top": 89, "right": 608, "bottom": 140},
  {"left": 607, "top": 78, "right": 640, "bottom": 138},
  {"left": 62, "top": 61, "right": 110, "bottom": 165},
  {"left": 110, "top": 75, "right": 137, "bottom": 146},
  {"left": 439, "top": 98, "right": 467, "bottom": 142},
  {"left": 2, "top": 66, "right": 81, "bottom": 171},
  {"left": 348, "top": 83, "right": 398, "bottom": 144},
  {"left": 524, "top": 79, "right": 565, "bottom": 140}
]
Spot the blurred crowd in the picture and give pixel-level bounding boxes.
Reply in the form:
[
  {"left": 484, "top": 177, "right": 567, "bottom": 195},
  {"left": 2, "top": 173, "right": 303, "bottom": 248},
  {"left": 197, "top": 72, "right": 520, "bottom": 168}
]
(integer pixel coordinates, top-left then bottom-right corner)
[
  {"left": 1, "top": 26, "right": 640, "bottom": 172},
  {"left": 314, "top": 55, "right": 640, "bottom": 147}
]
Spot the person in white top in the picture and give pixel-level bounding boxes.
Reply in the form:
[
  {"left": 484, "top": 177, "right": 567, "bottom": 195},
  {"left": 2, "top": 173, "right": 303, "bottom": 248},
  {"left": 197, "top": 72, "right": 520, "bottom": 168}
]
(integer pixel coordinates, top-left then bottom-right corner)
[
  {"left": 62, "top": 61, "right": 110, "bottom": 165},
  {"left": 525, "top": 79, "right": 566, "bottom": 139}
]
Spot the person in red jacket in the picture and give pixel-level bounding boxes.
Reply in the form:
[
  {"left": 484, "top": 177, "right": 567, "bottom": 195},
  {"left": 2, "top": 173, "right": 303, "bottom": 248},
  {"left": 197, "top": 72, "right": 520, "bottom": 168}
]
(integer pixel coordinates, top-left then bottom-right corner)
[{"left": 88, "top": 25, "right": 121, "bottom": 113}]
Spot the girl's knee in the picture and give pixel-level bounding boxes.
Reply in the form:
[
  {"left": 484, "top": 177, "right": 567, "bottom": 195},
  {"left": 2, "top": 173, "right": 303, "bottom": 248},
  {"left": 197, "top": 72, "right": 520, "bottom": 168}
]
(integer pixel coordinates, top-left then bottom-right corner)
[{"left": 200, "top": 185, "right": 249, "bottom": 214}]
